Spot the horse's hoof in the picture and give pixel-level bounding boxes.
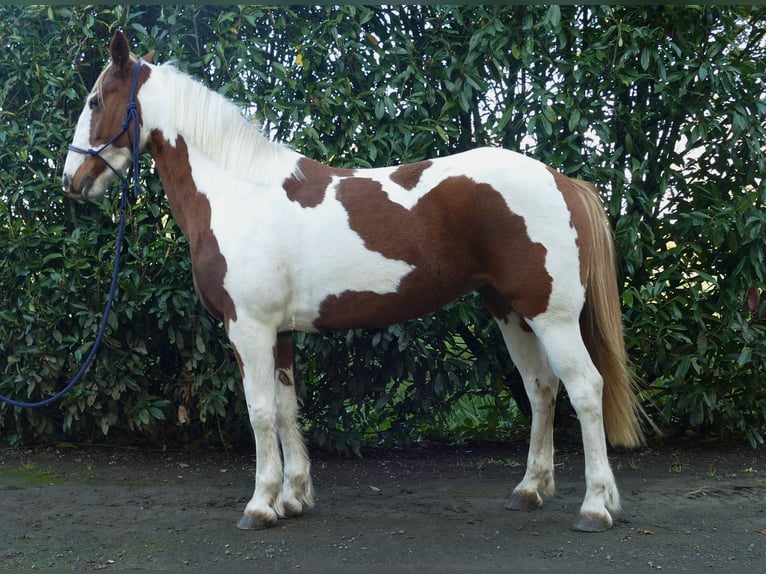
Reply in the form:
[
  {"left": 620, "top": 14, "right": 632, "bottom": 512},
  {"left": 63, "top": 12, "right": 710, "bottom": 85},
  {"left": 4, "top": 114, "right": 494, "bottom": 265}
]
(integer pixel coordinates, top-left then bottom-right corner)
[
  {"left": 282, "top": 501, "right": 304, "bottom": 519},
  {"left": 237, "top": 513, "right": 276, "bottom": 530},
  {"left": 505, "top": 491, "right": 542, "bottom": 512},
  {"left": 571, "top": 513, "right": 612, "bottom": 532}
]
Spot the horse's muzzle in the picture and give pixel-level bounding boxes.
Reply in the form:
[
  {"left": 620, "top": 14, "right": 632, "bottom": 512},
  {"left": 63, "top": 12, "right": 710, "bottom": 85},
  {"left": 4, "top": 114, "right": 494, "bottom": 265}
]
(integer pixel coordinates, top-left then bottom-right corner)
[{"left": 63, "top": 173, "right": 93, "bottom": 200}]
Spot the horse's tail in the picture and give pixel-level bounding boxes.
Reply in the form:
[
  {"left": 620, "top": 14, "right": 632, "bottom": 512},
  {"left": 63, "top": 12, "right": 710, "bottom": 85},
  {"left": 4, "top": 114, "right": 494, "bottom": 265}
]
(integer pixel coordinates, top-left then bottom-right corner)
[{"left": 573, "top": 179, "right": 647, "bottom": 448}]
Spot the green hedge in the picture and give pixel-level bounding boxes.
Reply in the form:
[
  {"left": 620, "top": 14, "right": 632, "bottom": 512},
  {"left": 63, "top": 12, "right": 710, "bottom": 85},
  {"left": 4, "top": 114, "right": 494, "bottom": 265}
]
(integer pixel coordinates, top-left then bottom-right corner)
[{"left": 1, "top": 5, "right": 764, "bottom": 451}]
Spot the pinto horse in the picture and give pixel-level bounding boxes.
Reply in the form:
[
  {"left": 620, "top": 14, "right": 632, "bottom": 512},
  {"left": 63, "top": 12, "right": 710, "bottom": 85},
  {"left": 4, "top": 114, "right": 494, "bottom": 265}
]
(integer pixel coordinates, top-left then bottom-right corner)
[{"left": 63, "top": 31, "right": 644, "bottom": 532}]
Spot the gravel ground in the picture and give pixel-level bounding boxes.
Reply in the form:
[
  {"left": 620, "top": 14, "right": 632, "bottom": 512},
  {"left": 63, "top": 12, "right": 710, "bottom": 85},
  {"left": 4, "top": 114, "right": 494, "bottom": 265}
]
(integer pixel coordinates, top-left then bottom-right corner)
[{"left": 1, "top": 439, "right": 764, "bottom": 571}]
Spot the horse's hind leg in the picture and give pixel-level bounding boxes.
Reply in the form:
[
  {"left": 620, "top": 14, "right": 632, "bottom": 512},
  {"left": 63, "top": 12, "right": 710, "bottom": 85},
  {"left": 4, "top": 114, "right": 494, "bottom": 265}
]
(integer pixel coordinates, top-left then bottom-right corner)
[
  {"left": 491, "top": 313, "right": 560, "bottom": 511},
  {"left": 529, "top": 315, "right": 620, "bottom": 532},
  {"left": 274, "top": 332, "right": 314, "bottom": 518},
  {"left": 493, "top": 308, "right": 619, "bottom": 531}
]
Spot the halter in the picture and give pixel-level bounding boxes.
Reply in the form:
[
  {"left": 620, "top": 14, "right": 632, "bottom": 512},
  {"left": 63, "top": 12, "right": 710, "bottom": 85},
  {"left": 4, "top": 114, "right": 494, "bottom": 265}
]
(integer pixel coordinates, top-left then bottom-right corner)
[{"left": 0, "top": 61, "right": 144, "bottom": 409}]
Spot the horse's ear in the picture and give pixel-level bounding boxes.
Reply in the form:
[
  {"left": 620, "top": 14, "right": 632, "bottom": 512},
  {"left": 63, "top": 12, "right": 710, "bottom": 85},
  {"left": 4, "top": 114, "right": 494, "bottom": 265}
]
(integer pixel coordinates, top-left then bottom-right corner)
[
  {"left": 109, "top": 30, "right": 131, "bottom": 71},
  {"left": 141, "top": 50, "right": 155, "bottom": 64}
]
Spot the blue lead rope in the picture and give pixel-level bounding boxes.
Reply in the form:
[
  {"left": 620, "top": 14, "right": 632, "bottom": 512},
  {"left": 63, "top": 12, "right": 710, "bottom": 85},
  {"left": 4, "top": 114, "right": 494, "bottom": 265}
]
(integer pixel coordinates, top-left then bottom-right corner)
[
  {"left": 0, "top": 191, "right": 129, "bottom": 409},
  {"left": 0, "top": 61, "right": 144, "bottom": 409}
]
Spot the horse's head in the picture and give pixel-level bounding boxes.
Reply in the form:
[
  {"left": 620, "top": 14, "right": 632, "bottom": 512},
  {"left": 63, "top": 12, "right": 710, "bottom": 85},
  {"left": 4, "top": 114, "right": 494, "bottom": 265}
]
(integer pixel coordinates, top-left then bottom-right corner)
[{"left": 63, "top": 30, "right": 153, "bottom": 200}]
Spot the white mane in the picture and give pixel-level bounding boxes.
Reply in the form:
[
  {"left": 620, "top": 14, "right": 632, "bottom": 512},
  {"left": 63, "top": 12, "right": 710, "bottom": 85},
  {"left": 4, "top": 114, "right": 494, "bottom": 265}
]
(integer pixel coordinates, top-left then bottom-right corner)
[{"left": 147, "top": 62, "right": 298, "bottom": 184}]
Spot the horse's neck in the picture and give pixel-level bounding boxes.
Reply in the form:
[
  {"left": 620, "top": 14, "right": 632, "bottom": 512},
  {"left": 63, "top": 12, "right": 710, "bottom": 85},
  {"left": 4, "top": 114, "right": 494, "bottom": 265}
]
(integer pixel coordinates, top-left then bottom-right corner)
[
  {"left": 143, "top": 68, "right": 312, "bottom": 245},
  {"left": 148, "top": 130, "right": 214, "bottom": 246}
]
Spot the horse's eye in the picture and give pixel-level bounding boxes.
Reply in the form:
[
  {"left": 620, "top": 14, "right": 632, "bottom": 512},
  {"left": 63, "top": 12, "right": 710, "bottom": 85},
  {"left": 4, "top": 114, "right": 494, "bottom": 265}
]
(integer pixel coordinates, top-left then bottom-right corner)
[{"left": 88, "top": 97, "right": 100, "bottom": 110}]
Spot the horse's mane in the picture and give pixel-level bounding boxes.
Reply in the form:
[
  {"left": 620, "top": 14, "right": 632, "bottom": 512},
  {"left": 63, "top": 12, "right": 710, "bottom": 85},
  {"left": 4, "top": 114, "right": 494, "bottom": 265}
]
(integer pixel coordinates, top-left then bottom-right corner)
[{"left": 148, "top": 62, "right": 296, "bottom": 184}]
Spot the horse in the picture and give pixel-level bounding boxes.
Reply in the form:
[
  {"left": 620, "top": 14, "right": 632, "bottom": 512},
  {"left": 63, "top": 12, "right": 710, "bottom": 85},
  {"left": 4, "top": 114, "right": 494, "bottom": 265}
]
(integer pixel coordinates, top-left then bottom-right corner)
[{"left": 63, "top": 31, "right": 645, "bottom": 533}]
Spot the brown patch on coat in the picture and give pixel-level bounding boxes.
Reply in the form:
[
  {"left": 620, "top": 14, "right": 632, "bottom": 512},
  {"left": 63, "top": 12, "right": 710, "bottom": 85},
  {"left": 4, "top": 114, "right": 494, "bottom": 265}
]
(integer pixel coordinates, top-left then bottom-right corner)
[
  {"left": 313, "top": 175, "right": 551, "bottom": 330},
  {"left": 148, "top": 131, "right": 237, "bottom": 326},
  {"left": 389, "top": 160, "right": 433, "bottom": 190},
  {"left": 282, "top": 157, "right": 353, "bottom": 208},
  {"left": 88, "top": 65, "right": 147, "bottom": 150},
  {"left": 546, "top": 167, "right": 591, "bottom": 287},
  {"left": 274, "top": 332, "right": 294, "bottom": 385},
  {"left": 277, "top": 370, "right": 293, "bottom": 386},
  {"left": 519, "top": 317, "right": 533, "bottom": 332},
  {"left": 90, "top": 32, "right": 150, "bottom": 151},
  {"left": 478, "top": 284, "right": 512, "bottom": 323}
]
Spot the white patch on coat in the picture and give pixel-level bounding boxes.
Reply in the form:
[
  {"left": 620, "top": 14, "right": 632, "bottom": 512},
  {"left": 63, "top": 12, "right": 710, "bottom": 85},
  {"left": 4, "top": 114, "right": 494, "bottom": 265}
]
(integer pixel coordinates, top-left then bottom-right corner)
[{"left": 62, "top": 104, "right": 93, "bottom": 177}]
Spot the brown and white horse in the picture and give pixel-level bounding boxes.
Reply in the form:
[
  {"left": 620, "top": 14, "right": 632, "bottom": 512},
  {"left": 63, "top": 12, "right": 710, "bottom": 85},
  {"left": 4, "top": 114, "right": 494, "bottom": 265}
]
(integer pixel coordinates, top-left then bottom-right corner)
[{"left": 63, "top": 31, "right": 644, "bottom": 532}]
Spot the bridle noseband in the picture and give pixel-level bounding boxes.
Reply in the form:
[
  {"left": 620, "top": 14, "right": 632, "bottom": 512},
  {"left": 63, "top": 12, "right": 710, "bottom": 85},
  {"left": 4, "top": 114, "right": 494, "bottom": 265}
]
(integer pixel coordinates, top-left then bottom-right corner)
[{"left": 0, "top": 60, "right": 145, "bottom": 409}]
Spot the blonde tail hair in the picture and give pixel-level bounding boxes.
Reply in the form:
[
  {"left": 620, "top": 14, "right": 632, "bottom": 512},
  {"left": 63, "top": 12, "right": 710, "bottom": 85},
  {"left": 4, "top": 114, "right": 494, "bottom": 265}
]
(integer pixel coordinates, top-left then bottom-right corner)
[{"left": 572, "top": 179, "right": 648, "bottom": 448}]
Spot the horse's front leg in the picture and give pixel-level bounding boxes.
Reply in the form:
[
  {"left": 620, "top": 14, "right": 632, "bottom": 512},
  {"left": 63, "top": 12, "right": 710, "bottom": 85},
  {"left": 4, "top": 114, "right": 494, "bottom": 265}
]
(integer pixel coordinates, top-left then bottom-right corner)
[
  {"left": 274, "top": 332, "right": 314, "bottom": 518},
  {"left": 228, "top": 320, "right": 283, "bottom": 530}
]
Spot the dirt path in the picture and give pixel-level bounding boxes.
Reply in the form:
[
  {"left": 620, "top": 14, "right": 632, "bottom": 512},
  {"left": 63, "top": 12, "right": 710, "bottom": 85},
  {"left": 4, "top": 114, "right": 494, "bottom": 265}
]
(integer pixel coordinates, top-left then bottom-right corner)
[{"left": 1, "top": 439, "right": 764, "bottom": 570}]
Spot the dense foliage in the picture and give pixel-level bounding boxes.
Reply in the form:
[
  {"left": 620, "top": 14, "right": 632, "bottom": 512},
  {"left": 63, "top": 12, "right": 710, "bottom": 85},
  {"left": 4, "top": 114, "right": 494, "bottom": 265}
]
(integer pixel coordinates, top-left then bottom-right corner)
[{"left": 1, "top": 5, "right": 764, "bottom": 451}]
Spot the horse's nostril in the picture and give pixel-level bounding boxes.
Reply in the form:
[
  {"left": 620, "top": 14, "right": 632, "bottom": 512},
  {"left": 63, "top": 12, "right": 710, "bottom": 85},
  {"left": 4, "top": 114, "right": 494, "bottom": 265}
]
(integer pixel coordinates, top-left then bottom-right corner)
[
  {"left": 80, "top": 174, "right": 93, "bottom": 197},
  {"left": 62, "top": 173, "right": 90, "bottom": 199}
]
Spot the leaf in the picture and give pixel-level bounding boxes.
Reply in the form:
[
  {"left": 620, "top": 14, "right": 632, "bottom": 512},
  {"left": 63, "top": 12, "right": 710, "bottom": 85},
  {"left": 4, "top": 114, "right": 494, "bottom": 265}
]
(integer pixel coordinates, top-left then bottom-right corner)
[
  {"left": 545, "top": 5, "right": 561, "bottom": 28},
  {"left": 131, "top": 23, "right": 149, "bottom": 38},
  {"left": 737, "top": 347, "right": 752, "bottom": 368},
  {"left": 42, "top": 253, "right": 63, "bottom": 264},
  {"left": 543, "top": 105, "right": 557, "bottom": 123},
  {"left": 148, "top": 406, "right": 166, "bottom": 421},
  {"left": 640, "top": 48, "right": 650, "bottom": 71}
]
